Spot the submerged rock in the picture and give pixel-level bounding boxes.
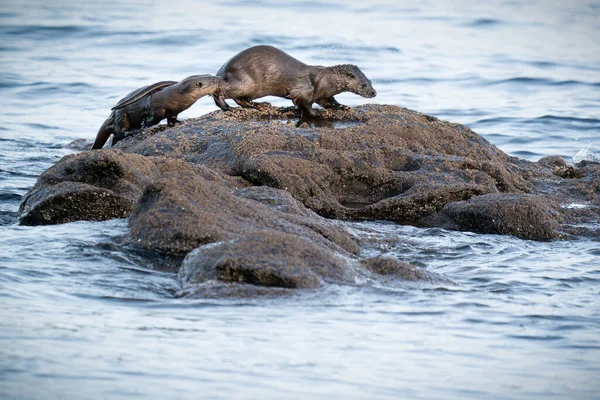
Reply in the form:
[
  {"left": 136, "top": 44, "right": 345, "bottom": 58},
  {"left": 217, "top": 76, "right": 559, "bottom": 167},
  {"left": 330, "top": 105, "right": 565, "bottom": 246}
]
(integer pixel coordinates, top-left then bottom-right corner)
[
  {"left": 361, "top": 257, "right": 424, "bottom": 280},
  {"left": 179, "top": 230, "right": 353, "bottom": 290}
]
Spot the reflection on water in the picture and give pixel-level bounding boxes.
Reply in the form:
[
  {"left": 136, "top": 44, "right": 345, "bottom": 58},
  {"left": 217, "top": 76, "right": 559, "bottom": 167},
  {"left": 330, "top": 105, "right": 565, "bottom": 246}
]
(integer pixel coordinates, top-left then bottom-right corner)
[{"left": 1, "top": 0, "right": 599, "bottom": 399}]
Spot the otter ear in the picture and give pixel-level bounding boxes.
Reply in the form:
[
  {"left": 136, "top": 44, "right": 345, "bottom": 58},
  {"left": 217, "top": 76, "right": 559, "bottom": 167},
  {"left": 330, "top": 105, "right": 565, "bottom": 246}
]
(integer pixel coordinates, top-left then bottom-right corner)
[{"left": 196, "top": 82, "right": 203, "bottom": 88}]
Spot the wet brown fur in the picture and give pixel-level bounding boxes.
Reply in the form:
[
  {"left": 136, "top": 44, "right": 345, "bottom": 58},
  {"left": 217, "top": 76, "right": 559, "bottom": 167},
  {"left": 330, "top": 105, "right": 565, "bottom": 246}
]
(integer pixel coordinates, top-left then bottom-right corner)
[
  {"left": 92, "top": 75, "right": 223, "bottom": 150},
  {"left": 212, "top": 45, "right": 376, "bottom": 121}
]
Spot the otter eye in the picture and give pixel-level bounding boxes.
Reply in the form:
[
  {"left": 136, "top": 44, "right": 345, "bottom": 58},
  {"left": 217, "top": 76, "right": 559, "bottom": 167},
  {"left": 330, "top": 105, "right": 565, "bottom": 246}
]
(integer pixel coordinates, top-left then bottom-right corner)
[{"left": 196, "top": 82, "right": 203, "bottom": 88}]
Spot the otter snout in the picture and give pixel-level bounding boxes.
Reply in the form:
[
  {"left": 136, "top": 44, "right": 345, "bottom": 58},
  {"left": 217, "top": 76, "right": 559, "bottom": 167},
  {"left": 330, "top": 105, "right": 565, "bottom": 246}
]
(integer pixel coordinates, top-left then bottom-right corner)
[
  {"left": 363, "top": 88, "right": 377, "bottom": 98},
  {"left": 358, "top": 86, "right": 376, "bottom": 98}
]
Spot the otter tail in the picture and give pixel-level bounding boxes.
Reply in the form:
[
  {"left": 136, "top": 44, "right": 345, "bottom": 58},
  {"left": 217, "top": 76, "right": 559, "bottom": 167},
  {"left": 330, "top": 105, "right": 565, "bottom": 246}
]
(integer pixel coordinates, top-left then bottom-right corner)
[{"left": 91, "top": 112, "right": 115, "bottom": 150}]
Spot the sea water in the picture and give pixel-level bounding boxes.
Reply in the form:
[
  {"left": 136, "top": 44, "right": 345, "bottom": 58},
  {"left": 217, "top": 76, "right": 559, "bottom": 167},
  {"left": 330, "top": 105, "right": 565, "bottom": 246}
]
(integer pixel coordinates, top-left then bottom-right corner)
[{"left": 1, "top": 1, "right": 599, "bottom": 399}]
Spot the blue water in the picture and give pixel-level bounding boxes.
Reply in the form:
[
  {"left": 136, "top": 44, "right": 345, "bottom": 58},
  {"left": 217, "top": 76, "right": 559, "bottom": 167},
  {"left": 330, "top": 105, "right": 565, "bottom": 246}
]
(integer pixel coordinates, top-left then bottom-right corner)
[{"left": 1, "top": 1, "right": 599, "bottom": 399}]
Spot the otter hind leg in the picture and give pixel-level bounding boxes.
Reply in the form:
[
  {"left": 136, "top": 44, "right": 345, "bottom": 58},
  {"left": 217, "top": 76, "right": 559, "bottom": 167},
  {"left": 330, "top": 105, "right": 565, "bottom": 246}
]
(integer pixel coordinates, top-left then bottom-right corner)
[
  {"left": 316, "top": 96, "right": 350, "bottom": 110},
  {"left": 296, "top": 98, "right": 325, "bottom": 126},
  {"left": 212, "top": 94, "right": 231, "bottom": 111},
  {"left": 297, "top": 98, "right": 324, "bottom": 118}
]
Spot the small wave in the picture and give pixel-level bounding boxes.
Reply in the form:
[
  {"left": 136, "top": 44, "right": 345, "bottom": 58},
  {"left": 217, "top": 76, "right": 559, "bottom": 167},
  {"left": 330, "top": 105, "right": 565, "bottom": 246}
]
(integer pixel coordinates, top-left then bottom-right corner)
[
  {"left": 0, "top": 72, "right": 22, "bottom": 88},
  {"left": 227, "top": 0, "right": 340, "bottom": 11},
  {"left": 512, "top": 150, "right": 543, "bottom": 158},
  {"left": 0, "top": 168, "right": 38, "bottom": 178},
  {"left": 3, "top": 24, "right": 87, "bottom": 39},
  {"left": 536, "top": 115, "right": 600, "bottom": 124},
  {"left": 0, "top": 192, "right": 22, "bottom": 201},
  {"left": 507, "top": 334, "right": 565, "bottom": 341},
  {"left": 377, "top": 75, "right": 478, "bottom": 85},
  {"left": 464, "top": 18, "right": 502, "bottom": 27},
  {"left": 309, "top": 43, "right": 402, "bottom": 54},
  {"left": 472, "top": 115, "right": 600, "bottom": 132},
  {"left": 23, "top": 122, "right": 62, "bottom": 131},
  {"left": 15, "top": 81, "right": 95, "bottom": 99},
  {"left": 485, "top": 77, "right": 600, "bottom": 87},
  {"left": 0, "top": 211, "right": 18, "bottom": 226},
  {"left": 472, "top": 116, "right": 517, "bottom": 125},
  {"left": 138, "top": 31, "right": 212, "bottom": 47}
]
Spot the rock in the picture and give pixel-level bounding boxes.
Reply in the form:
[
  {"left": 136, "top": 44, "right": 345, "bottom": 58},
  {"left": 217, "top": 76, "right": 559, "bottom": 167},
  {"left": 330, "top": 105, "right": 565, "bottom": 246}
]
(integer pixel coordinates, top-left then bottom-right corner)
[
  {"left": 179, "top": 230, "right": 355, "bottom": 289},
  {"left": 18, "top": 103, "right": 600, "bottom": 295},
  {"left": 362, "top": 257, "right": 424, "bottom": 280},
  {"left": 537, "top": 155, "right": 568, "bottom": 169},
  {"left": 19, "top": 150, "right": 158, "bottom": 225},
  {"left": 18, "top": 182, "right": 133, "bottom": 225},
  {"left": 430, "top": 193, "right": 562, "bottom": 241},
  {"left": 19, "top": 104, "right": 599, "bottom": 241},
  {"left": 128, "top": 169, "right": 360, "bottom": 257},
  {"left": 117, "top": 105, "right": 534, "bottom": 227}
]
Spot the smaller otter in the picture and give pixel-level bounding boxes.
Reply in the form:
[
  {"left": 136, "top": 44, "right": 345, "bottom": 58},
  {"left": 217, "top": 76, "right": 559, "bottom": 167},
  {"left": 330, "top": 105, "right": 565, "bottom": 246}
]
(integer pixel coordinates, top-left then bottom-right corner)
[
  {"left": 91, "top": 75, "right": 223, "bottom": 150},
  {"left": 212, "top": 45, "right": 377, "bottom": 121}
]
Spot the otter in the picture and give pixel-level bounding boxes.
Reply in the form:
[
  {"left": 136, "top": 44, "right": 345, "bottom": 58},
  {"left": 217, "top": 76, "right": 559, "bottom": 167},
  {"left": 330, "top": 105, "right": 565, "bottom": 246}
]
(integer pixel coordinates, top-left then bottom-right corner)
[
  {"left": 91, "top": 74, "right": 223, "bottom": 150},
  {"left": 211, "top": 45, "right": 377, "bottom": 121}
]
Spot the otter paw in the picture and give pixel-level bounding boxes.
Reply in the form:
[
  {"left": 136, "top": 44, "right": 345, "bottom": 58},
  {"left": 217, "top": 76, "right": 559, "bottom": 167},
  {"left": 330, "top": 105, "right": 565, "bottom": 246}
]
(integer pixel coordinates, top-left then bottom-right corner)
[{"left": 253, "top": 101, "right": 272, "bottom": 110}]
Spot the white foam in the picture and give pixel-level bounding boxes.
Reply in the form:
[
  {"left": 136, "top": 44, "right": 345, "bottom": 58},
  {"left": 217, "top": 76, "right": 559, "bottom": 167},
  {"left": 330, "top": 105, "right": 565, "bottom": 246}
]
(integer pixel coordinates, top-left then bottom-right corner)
[
  {"left": 572, "top": 141, "right": 599, "bottom": 163},
  {"left": 562, "top": 203, "right": 589, "bottom": 209}
]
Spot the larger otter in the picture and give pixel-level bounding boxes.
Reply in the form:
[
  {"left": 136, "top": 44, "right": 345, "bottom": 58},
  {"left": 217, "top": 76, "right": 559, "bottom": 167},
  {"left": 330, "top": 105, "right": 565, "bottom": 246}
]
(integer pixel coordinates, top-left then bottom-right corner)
[
  {"left": 212, "top": 45, "right": 377, "bottom": 121},
  {"left": 91, "top": 75, "right": 223, "bottom": 150}
]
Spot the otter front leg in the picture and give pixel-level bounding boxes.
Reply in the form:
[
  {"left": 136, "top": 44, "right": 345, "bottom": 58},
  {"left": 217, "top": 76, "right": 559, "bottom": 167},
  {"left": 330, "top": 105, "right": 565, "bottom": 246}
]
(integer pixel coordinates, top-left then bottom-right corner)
[
  {"left": 167, "top": 116, "right": 181, "bottom": 127},
  {"left": 212, "top": 94, "right": 231, "bottom": 111},
  {"left": 316, "top": 96, "right": 350, "bottom": 110},
  {"left": 233, "top": 97, "right": 271, "bottom": 109},
  {"left": 112, "top": 112, "right": 130, "bottom": 146}
]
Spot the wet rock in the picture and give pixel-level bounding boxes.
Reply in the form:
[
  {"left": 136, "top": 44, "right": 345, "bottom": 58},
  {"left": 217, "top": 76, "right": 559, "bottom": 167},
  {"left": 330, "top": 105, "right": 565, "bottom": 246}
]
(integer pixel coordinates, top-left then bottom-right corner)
[
  {"left": 20, "top": 104, "right": 599, "bottom": 242},
  {"left": 179, "top": 230, "right": 355, "bottom": 289},
  {"left": 19, "top": 150, "right": 158, "bottom": 225},
  {"left": 554, "top": 166, "right": 582, "bottom": 179},
  {"left": 537, "top": 155, "right": 568, "bottom": 170},
  {"left": 128, "top": 169, "right": 359, "bottom": 257},
  {"left": 117, "top": 105, "right": 535, "bottom": 227},
  {"left": 429, "top": 193, "right": 562, "bottom": 241},
  {"left": 362, "top": 257, "right": 424, "bottom": 280},
  {"left": 18, "top": 182, "right": 133, "bottom": 225}
]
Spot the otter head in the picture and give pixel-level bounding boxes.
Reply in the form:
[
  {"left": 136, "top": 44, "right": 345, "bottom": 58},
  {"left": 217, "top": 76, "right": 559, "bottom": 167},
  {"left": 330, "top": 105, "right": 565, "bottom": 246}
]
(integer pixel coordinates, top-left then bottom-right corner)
[
  {"left": 334, "top": 64, "right": 377, "bottom": 98},
  {"left": 180, "top": 74, "right": 224, "bottom": 99}
]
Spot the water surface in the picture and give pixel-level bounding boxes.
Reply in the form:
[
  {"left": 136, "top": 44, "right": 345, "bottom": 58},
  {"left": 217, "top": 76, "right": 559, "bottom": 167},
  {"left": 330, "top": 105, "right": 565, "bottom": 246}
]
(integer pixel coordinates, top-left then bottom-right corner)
[{"left": 1, "top": 1, "right": 599, "bottom": 399}]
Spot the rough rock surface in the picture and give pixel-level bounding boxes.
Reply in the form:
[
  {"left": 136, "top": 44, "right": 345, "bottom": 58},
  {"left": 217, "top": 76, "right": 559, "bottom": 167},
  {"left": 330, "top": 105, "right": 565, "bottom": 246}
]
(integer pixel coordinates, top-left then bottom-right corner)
[
  {"left": 19, "top": 150, "right": 159, "bottom": 225},
  {"left": 117, "top": 105, "right": 533, "bottom": 225},
  {"left": 16, "top": 104, "right": 600, "bottom": 293},
  {"left": 128, "top": 169, "right": 359, "bottom": 257},
  {"left": 426, "top": 193, "right": 562, "bottom": 241},
  {"left": 179, "top": 230, "right": 353, "bottom": 290}
]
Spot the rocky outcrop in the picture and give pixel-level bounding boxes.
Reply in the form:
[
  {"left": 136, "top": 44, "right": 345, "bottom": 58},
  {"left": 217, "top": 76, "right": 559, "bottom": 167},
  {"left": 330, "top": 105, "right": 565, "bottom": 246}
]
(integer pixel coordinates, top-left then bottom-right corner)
[
  {"left": 117, "top": 105, "right": 534, "bottom": 226},
  {"left": 16, "top": 104, "right": 600, "bottom": 293}
]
